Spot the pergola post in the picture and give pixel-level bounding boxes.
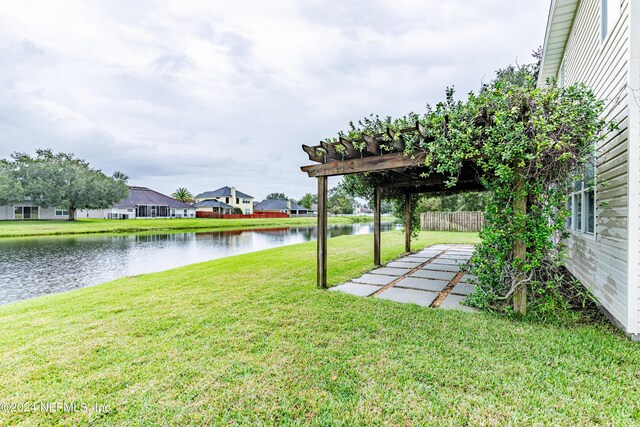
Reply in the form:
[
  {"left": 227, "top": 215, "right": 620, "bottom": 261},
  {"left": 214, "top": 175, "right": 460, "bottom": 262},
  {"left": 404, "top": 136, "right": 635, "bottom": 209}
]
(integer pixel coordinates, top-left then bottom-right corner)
[
  {"left": 374, "top": 186, "right": 381, "bottom": 266},
  {"left": 405, "top": 193, "right": 411, "bottom": 253},
  {"left": 317, "top": 176, "right": 328, "bottom": 288},
  {"left": 513, "top": 166, "right": 527, "bottom": 314}
]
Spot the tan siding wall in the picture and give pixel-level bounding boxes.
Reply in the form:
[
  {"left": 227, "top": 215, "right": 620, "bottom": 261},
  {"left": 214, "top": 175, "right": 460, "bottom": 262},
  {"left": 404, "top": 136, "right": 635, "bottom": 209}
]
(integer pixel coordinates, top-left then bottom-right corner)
[
  {"left": 561, "top": 0, "right": 631, "bottom": 328},
  {"left": 629, "top": 0, "right": 640, "bottom": 336}
]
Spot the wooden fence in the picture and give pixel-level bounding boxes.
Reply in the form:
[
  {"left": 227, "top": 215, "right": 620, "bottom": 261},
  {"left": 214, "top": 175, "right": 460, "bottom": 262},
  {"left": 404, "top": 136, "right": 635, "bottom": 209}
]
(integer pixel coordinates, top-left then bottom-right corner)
[
  {"left": 196, "top": 211, "right": 225, "bottom": 219},
  {"left": 420, "top": 211, "right": 485, "bottom": 232}
]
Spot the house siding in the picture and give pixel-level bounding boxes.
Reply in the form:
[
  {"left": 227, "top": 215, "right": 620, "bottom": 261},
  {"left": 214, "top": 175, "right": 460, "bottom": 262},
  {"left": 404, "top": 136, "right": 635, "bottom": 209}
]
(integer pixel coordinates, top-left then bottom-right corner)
[
  {"left": 560, "top": 0, "right": 633, "bottom": 330},
  {"left": 628, "top": 0, "right": 640, "bottom": 337}
]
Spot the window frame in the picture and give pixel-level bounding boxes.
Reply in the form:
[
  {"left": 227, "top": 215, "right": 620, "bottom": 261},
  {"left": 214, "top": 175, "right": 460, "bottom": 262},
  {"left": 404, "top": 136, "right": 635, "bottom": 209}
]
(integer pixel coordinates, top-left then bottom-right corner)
[
  {"left": 601, "top": 0, "right": 621, "bottom": 43},
  {"left": 13, "top": 205, "right": 39, "bottom": 220},
  {"left": 566, "top": 166, "right": 596, "bottom": 239}
]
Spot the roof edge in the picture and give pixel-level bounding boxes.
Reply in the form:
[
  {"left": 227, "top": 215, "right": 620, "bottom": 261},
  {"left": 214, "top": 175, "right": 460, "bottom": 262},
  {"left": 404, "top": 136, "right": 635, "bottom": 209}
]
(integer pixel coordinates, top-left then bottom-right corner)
[{"left": 537, "top": 0, "right": 580, "bottom": 86}]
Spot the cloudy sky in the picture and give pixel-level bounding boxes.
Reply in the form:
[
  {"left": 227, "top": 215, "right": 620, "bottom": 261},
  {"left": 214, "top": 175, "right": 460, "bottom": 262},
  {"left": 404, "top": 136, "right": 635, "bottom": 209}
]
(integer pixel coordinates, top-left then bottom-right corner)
[{"left": 0, "top": 0, "right": 550, "bottom": 201}]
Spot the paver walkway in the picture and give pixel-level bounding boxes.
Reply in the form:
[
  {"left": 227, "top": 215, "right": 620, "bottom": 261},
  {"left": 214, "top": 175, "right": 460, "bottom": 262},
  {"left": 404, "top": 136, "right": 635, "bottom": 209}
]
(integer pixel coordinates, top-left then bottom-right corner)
[{"left": 330, "top": 244, "right": 478, "bottom": 312}]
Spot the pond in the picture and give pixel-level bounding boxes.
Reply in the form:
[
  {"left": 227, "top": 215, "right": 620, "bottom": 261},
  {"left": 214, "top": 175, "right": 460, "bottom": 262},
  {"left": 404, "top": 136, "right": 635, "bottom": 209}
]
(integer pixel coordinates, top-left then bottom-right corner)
[{"left": 0, "top": 222, "right": 397, "bottom": 305}]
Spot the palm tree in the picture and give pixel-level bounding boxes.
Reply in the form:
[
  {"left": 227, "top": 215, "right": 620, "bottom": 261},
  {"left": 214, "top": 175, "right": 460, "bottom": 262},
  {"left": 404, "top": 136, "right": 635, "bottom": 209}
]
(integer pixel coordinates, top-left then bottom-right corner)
[{"left": 172, "top": 187, "right": 194, "bottom": 203}]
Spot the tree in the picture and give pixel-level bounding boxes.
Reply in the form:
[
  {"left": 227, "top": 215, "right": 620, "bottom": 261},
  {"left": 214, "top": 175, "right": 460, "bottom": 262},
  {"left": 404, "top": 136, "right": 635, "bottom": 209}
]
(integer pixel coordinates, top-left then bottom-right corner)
[
  {"left": 298, "top": 193, "right": 317, "bottom": 209},
  {"left": 367, "top": 198, "right": 393, "bottom": 214},
  {"left": 327, "top": 52, "right": 608, "bottom": 317},
  {"left": 328, "top": 186, "right": 355, "bottom": 215},
  {"left": 6, "top": 149, "right": 130, "bottom": 220},
  {"left": 0, "top": 161, "right": 24, "bottom": 205},
  {"left": 265, "top": 192, "right": 288, "bottom": 200},
  {"left": 172, "top": 187, "right": 194, "bottom": 203},
  {"left": 416, "top": 192, "right": 490, "bottom": 212}
]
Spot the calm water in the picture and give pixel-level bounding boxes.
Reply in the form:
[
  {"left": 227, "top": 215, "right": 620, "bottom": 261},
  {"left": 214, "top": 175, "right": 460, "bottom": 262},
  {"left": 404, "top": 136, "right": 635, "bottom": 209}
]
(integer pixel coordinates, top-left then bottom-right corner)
[{"left": 0, "top": 222, "right": 396, "bottom": 305}]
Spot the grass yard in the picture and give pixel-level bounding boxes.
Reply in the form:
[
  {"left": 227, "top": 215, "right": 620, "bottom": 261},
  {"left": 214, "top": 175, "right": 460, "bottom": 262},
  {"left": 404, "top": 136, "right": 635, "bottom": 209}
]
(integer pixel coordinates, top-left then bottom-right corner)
[
  {"left": 0, "top": 215, "right": 384, "bottom": 238},
  {"left": 1, "top": 230, "right": 639, "bottom": 425}
]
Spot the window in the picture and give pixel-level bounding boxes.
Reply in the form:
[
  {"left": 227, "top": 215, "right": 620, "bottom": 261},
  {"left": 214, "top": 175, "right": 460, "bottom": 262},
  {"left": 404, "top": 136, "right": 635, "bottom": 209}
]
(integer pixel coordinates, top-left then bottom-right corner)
[
  {"left": 567, "top": 161, "right": 595, "bottom": 235},
  {"left": 243, "top": 198, "right": 251, "bottom": 204},
  {"left": 14, "top": 206, "right": 39, "bottom": 219},
  {"left": 601, "top": 0, "right": 620, "bottom": 42},
  {"left": 244, "top": 209, "right": 251, "bottom": 214},
  {"left": 225, "top": 197, "right": 229, "bottom": 204},
  {"left": 55, "top": 208, "right": 70, "bottom": 216}
]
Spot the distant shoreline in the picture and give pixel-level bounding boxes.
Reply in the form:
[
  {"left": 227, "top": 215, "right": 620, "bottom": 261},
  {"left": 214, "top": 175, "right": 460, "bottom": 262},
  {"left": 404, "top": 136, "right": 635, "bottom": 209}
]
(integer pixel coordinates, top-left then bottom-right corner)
[{"left": 0, "top": 216, "right": 396, "bottom": 239}]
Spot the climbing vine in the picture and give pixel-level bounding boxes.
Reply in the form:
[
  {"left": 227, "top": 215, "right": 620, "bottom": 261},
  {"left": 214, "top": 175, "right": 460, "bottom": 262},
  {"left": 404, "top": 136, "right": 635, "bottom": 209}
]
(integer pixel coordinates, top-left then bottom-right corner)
[{"left": 333, "top": 57, "right": 611, "bottom": 317}]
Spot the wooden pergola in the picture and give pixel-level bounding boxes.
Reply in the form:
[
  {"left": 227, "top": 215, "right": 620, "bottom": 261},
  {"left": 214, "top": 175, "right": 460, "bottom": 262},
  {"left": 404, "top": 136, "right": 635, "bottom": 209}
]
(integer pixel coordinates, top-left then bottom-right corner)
[{"left": 300, "top": 122, "right": 484, "bottom": 288}]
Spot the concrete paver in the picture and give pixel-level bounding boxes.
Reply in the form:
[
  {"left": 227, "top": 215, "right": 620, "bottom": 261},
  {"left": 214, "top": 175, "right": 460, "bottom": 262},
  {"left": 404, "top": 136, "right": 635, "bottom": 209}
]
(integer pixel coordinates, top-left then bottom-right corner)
[
  {"left": 329, "top": 283, "right": 381, "bottom": 297},
  {"left": 412, "top": 269, "right": 458, "bottom": 281},
  {"left": 351, "top": 274, "right": 397, "bottom": 286},
  {"left": 459, "top": 274, "right": 477, "bottom": 284},
  {"left": 370, "top": 267, "right": 411, "bottom": 276},
  {"left": 452, "top": 283, "right": 476, "bottom": 296},
  {"left": 387, "top": 260, "right": 421, "bottom": 268},
  {"left": 375, "top": 287, "right": 439, "bottom": 307},
  {"left": 439, "top": 294, "right": 479, "bottom": 312},
  {"left": 396, "top": 277, "right": 448, "bottom": 292},
  {"left": 422, "top": 263, "right": 462, "bottom": 273}
]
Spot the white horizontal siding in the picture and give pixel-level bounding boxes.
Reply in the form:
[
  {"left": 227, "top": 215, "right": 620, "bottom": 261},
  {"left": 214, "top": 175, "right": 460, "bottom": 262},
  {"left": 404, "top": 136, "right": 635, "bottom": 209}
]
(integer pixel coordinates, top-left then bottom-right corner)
[
  {"left": 628, "top": 0, "right": 640, "bottom": 336},
  {"left": 561, "top": 0, "right": 631, "bottom": 330}
]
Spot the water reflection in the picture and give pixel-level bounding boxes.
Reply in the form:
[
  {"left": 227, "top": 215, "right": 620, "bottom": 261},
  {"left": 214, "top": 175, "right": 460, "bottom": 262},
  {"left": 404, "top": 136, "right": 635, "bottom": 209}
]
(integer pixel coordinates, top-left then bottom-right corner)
[{"left": 0, "top": 222, "right": 396, "bottom": 305}]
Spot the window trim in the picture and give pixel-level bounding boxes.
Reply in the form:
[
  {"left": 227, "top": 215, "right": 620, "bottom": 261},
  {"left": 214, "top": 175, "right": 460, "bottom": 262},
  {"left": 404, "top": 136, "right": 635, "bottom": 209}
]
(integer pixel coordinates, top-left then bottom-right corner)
[
  {"left": 600, "top": 0, "right": 621, "bottom": 44},
  {"left": 566, "top": 169, "right": 596, "bottom": 240},
  {"left": 13, "top": 205, "right": 39, "bottom": 220}
]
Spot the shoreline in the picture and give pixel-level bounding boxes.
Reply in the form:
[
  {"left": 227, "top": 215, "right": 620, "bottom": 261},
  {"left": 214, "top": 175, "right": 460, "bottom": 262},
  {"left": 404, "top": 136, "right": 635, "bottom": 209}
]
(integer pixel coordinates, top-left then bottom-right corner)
[{"left": 0, "top": 215, "right": 394, "bottom": 239}]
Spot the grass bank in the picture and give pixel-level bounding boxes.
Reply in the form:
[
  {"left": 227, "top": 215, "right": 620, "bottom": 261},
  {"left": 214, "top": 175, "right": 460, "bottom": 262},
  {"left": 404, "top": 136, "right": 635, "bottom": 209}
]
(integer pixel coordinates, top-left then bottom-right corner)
[
  {"left": 1, "top": 231, "right": 639, "bottom": 425},
  {"left": 0, "top": 215, "right": 387, "bottom": 238}
]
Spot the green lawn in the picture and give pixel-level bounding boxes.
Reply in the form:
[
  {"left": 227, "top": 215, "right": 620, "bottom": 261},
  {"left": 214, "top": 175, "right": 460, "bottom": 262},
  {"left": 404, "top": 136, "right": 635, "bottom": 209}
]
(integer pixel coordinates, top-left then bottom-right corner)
[
  {"left": 1, "top": 231, "right": 639, "bottom": 426},
  {"left": 0, "top": 216, "right": 385, "bottom": 238}
]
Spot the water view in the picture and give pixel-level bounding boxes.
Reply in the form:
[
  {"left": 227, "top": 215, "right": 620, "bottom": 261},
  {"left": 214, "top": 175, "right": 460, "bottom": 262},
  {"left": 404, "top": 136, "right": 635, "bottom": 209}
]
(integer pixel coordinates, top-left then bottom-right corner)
[{"left": 0, "top": 222, "right": 396, "bottom": 305}]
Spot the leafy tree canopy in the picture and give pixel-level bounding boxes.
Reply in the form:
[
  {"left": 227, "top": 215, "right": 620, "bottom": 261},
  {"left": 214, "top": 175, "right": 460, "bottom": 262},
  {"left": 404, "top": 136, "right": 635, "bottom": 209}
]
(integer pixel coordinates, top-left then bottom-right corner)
[
  {"left": 265, "top": 192, "right": 289, "bottom": 200},
  {"left": 172, "top": 187, "right": 194, "bottom": 203},
  {"left": 328, "top": 184, "right": 355, "bottom": 215},
  {"left": 297, "top": 193, "right": 317, "bottom": 209},
  {"left": 2, "top": 149, "right": 130, "bottom": 220},
  {"left": 417, "top": 192, "right": 490, "bottom": 212}
]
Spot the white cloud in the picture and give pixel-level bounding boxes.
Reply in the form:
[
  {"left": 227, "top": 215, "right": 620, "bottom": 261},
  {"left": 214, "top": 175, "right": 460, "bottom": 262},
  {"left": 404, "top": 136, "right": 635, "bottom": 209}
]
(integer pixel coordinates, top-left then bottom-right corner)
[{"left": 0, "top": 0, "right": 549, "bottom": 200}]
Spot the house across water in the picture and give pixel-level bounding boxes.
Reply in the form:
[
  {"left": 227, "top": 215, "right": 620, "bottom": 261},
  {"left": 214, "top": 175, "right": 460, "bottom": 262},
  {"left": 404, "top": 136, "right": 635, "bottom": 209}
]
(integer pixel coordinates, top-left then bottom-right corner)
[
  {"left": 194, "top": 186, "right": 254, "bottom": 215},
  {"left": 0, "top": 186, "right": 196, "bottom": 220}
]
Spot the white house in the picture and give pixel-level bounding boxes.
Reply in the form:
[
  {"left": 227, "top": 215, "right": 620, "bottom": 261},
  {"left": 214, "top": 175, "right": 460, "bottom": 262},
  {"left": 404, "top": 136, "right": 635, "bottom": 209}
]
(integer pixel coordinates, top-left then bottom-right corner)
[
  {"left": 0, "top": 204, "right": 76, "bottom": 220},
  {"left": 1, "top": 186, "right": 196, "bottom": 220},
  {"left": 539, "top": 0, "right": 639, "bottom": 338},
  {"left": 93, "top": 186, "right": 196, "bottom": 219},
  {"left": 254, "top": 199, "right": 311, "bottom": 215},
  {"left": 194, "top": 186, "right": 254, "bottom": 215}
]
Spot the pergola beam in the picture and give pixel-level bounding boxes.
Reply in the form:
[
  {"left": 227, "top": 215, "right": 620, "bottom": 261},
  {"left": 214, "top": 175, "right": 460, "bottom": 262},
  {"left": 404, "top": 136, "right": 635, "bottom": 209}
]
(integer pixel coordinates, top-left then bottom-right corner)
[
  {"left": 374, "top": 186, "right": 381, "bottom": 266},
  {"left": 317, "top": 176, "right": 328, "bottom": 288},
  {"left": 405, "top": 193, "right": 411, "bottom": 253},
  {"left": 301, "top": 152, "right": 427, "bottom": 178}
]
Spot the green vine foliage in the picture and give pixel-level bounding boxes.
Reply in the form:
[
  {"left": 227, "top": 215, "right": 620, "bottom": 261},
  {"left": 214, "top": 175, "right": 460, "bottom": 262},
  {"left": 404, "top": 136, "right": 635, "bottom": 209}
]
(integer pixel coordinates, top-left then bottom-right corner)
[{"left": 336, "top": 59, "right": 610, "bottom": 317}]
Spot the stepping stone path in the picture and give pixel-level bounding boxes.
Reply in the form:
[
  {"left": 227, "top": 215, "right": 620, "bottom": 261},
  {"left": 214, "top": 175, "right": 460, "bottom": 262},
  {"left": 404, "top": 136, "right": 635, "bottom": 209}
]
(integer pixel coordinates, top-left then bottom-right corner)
[{"left": 330, "top": 244, "right": 479, "bottom": 312}]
